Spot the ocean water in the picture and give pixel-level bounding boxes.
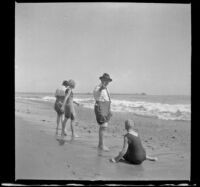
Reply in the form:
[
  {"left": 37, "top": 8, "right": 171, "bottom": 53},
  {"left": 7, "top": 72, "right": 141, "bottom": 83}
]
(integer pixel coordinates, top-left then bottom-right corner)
[{"left": 15, "top": 92, "right": 191, "bottom": 121}]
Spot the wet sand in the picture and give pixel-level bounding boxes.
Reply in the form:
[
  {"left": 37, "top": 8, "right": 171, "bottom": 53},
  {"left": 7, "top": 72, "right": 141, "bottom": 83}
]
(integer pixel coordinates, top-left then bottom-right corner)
[{"left": 15, "top": 98, "right": 190, "bottom": 180}]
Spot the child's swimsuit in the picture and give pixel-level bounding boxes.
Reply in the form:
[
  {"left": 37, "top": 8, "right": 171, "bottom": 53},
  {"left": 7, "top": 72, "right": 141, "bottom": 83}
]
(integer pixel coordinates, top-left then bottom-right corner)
[
  {"left": 64, "top": 89, "right": 75, "bottom": 120},
  {"left": 123, "top": 133, "right": 146, "bottom": 164}
]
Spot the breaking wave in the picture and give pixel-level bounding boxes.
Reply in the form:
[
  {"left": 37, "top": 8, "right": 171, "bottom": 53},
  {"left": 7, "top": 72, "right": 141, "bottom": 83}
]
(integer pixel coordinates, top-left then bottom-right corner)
[{"left": 16, "top": 95, "right": 191, "bottom": 121}]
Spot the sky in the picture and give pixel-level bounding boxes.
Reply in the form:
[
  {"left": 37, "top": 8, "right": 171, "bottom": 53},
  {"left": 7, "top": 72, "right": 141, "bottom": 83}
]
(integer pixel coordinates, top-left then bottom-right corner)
[{"left": 15, "top": 3, "right": 191, "bottom": 95}]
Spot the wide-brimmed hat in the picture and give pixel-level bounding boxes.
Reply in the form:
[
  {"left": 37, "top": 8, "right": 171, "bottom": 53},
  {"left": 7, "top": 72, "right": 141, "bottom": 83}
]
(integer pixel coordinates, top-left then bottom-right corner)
[{"left": 99, "top": 73, "right": 112, "bottom": 82}]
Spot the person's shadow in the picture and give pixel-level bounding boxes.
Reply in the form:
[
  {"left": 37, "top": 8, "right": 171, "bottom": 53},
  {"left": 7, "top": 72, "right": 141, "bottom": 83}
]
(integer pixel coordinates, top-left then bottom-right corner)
[
  {"left": 118, "top": 159, "right": 132, "bottom": 165},
  {"left": 57, "top": 139, "right": 65, "bottom": 146},
  {"left": 119, "top": 159, "right": 145, "bottom": 167},
  {"left": 57, "top": 137, "right": 75, "bottom": 146}
]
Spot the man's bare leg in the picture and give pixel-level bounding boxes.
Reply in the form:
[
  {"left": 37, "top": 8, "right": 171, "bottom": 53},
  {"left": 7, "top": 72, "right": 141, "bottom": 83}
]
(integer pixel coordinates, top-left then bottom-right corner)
[{"left": 98, "top": 123, "right": 109, "bottom": 151}]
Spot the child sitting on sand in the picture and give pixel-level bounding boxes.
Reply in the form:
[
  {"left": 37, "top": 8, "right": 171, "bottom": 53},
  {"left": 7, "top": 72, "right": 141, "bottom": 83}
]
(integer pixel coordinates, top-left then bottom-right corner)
[{"left": 110, "top": 120, "right": 158, "bottom": 164}]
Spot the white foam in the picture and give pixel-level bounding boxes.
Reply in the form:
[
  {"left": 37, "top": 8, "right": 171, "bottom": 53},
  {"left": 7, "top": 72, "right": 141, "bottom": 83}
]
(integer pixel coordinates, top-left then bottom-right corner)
[
  {"left": 15, "top": 95, "right": 191, "bottom": 121},
  {"left": 42, "top": 96, "right": 56, "bottom": 102},
  {"left": 75, "top": 98, "right": 191, "bottom": 121}
]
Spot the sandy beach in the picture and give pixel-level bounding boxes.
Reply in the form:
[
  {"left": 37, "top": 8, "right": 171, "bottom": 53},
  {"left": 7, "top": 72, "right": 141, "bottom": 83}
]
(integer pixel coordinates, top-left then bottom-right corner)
[{"left": 15, "top": 98, "right": 190, "bottom": 181}]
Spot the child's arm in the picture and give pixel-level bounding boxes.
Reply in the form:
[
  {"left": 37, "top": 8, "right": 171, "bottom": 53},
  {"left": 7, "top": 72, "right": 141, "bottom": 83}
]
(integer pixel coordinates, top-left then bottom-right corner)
[
  {"left": 110, "top": 136, "right": 129, "bottom": 163},
  {"left": 73, "top": 101, "right": 80, "bottom": 106}
]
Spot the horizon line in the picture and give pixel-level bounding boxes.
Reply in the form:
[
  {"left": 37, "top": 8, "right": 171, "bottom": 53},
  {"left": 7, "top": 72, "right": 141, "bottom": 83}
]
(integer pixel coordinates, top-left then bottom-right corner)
[{"left": 15, "top": 91, "right": 191, "bottom": 96}]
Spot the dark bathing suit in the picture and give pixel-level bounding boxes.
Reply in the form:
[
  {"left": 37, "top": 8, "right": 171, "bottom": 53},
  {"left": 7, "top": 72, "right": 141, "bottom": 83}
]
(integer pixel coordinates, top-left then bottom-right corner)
[
  {"left": 123, "top": 133, "right": 146, "bottom": 164},
  {"left": 64, "top": 89, "right": 75, "bottom": 120}
]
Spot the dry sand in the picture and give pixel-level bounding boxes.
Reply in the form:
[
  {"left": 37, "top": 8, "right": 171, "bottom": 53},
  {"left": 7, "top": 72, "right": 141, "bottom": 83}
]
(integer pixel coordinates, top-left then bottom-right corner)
[{"left": 15, "top": 98, "right": 190, "bottom": 180}]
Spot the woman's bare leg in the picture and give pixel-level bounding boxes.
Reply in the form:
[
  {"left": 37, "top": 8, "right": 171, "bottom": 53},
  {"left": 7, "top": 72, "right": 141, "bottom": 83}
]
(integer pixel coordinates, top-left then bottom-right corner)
[
  {"left": 70, "top": 119, "right": 75, "bottom": 137},
  {"left": 61, "top": 114, "right": 68, "bottom": 136},
  {"left": 56, "top": 114, "right": 61, "bottom": 135},
  {"left": 71, "top": 119, "right": 79, "bottom": 138},
  {"left": 61, "top": 114, "right": 65, "bottom": 124},
  {"left": 61, "top": 117, "right": 68, "bottom": 138}
]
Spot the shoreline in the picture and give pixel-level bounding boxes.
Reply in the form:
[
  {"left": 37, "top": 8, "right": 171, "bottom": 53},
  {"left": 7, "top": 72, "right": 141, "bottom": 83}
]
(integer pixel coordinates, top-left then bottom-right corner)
[{"left": 15, "top": 98, "right": 190, "bottom": 180}]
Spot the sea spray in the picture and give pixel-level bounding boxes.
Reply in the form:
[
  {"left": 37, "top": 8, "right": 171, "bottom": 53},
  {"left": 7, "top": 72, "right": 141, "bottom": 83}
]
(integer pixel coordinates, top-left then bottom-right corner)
[{"left": 15, "top": 95, "right": 191, "bottom": 121}]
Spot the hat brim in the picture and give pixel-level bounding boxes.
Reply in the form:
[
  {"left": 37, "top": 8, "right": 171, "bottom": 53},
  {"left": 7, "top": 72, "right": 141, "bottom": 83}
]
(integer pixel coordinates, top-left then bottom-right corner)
[{"left": 99, "top": 76, "right": 112, "bottom": 82}]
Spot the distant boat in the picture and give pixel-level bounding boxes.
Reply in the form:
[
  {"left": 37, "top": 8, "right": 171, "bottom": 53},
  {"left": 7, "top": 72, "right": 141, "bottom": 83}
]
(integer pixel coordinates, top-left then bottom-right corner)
[{"left": 132, "top": 93, "right": 147, "bottom": 95}]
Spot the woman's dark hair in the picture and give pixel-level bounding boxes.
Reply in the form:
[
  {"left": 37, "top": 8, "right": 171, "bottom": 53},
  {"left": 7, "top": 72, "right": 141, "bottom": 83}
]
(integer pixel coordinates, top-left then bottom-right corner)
[{"left": 62, "top": 80, "right": 68, "bottom": 86}]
